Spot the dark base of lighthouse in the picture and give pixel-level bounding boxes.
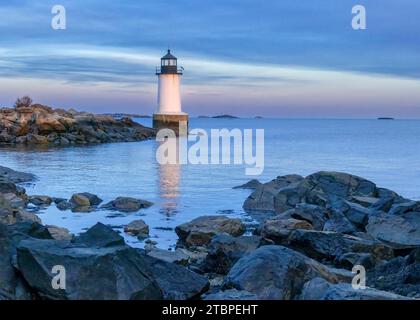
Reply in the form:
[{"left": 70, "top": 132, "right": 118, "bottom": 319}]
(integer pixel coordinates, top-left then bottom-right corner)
[{"left": 153, "top": 114, "right": 189, "bottom": 136}]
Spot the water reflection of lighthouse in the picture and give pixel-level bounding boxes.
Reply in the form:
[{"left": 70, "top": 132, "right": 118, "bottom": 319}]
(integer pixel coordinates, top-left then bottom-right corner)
[
  {"left": 158, "top": 162, "right": 181, "bottom": 216},
  {"left": 156, "top": 137, "right": 183, "bottom": 217}
]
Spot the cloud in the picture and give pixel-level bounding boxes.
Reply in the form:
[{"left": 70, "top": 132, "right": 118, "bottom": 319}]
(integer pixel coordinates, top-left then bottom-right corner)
[
  {"left": 1, "top": 44, "right": 420, "bottom": 117},
  {"left": 0, "top": 0, "right": 419, "bottom": 116}
]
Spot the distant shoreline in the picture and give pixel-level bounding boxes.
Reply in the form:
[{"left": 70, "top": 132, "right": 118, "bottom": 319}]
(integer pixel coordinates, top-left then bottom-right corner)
[{"left": 104, "top": 113, "right": 151, "bottom": 118}]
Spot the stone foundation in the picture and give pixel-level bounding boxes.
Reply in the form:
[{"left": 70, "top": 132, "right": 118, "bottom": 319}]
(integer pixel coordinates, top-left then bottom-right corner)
[{"left": 153, "top": 114, "right": 189, "bottom": 136}]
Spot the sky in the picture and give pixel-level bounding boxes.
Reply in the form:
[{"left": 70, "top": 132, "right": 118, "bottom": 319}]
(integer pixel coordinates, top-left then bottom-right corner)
[{"left": 0, "top": 0, "right": 419, "bottom": 118}]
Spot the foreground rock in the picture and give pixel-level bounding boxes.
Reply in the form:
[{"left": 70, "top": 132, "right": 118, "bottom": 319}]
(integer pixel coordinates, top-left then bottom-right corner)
[
  {"left": 258, "top": 217, "right": 313, "bottom": 243},
  {"left": 146, "top": 248, "right": 190, "bottom": 266},
  {"left": 73, "top": 222, "right": 125, "bottom": 248},
  {"left": 142, "top": 255, "right": 209, "bottom": 300},
  {"left": 0, "top": 104, "right": 155, "bottom": 146},
  {"left": 176, "top": 216, "right": 246, "bottom": 248},
  {"left": 299, "top": 277, "right": 411, "bottom": 300},
  {"left": 15, "top": 223, "right": 209, "bottom": 300},
  {"left": 366, "top": 212, "right": 420, "bottom": 249},
  {"left": 223, "top": 245, "right": 340, "bottom": 300},
  {"left": 17, "top": 239, "right": 163, "bottom": 300},
  {"left": 202, "top": 234, "right": 263, "bottom": 274},
  {"left": 276, "top": 204, "right": 328, "bottom": 231},
  {"left": 279, "top": 229, "right": 393, "bottom": 268},
  {"left": 0, "top": 222, "right": 53, "bottom": 300}
]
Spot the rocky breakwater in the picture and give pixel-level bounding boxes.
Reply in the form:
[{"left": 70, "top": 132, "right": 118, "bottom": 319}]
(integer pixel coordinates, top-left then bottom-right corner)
[{"left": 0, "top": 102, "right": 155, "bottom": 146}]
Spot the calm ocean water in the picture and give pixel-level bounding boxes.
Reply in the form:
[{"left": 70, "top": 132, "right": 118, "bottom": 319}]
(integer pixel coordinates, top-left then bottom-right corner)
[{"left": 1, "top": 118, "right": 420, "bottom": 249}]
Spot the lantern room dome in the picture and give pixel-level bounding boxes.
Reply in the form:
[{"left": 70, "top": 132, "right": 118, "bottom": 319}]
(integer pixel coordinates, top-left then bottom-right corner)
[{"left": 162, "top": 50, "right": 177, "bottom": 60}]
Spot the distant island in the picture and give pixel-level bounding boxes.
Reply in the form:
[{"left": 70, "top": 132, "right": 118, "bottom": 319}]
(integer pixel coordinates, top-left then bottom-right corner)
[
  {"left": 212, "top": 114, "right": 239, "bottom": 119},
  {"left": 378, "top": 117, "right": 395, "bottom": 120}
]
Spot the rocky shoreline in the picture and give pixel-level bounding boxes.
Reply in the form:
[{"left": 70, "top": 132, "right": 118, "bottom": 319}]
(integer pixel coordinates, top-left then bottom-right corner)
[
  {"left": 1, "top": 166, "right": 419, "bottom": 300},
  {"left": 0, "top": 103, "right": 155, "bottom": 146}
]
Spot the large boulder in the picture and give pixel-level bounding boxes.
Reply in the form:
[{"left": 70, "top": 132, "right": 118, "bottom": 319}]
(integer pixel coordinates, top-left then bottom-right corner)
[
  {"left": 282, "top": 229, "right": 393, "bottom": 267},
  {"left": 0, "top": 222, "right": 52, "bottom": 300},
  {"left": 243, "top": 175, "right": 304, "bottom": 212},
  {"left": 322, "top": 208, "right": 358, "bottom": 235},
  {"left": 273, "top": 182, "right": 309, "bottom": 213},
  {"left": 202, "top": 234, "right": 262, "bottom": 274},
  {"left": 16, "top": 239, "right": 163, "bottom": 300},
  {"left": 142, "top": 255, "right": 209, "bottom": 300},
  {"left": 273, "top": 172, "right": 378, "bottom": 214},
  {"left": 7, "top": 221, "right": 53, "bottom": 244},
  {"left": 175, "top": 216, "right": 246, "bottom": 248},
  {"left": 299, "top": 277, "right": 411, "bottom": 300},
  {"left": 258, "top": 217, "right": 313, "bottom": 243},
  {"left": 277, "top": 204, "right": 328, "bottom": 230},
  {"left": 223, "top": 245, "right": 340, "bottom": 300},
  {"left": 146, "top": 248, "right": 190, "bottom": 266},
  {"left": 334, "top": 200, "right": 372, "bottom": 229},
  {"left": 388, "top": 201, "right": 420, "bottom": 216},
  {"left": 366, "top": 212, "right": 420, "bottom": 248},
  {"left": 73, "top": 222, "right": 125, "bottom": 248},
  {"left": 305, "top": 171, "right": 377, "bottom": 199},
  {"left": 12, "top": 222, "right": 212, "bottom": 300},
  {"left": 102, "top": 197, "right": 153, "bottom": 213},
  {"left": 0, "top": 223, "right": 27, "bottom": 299}
]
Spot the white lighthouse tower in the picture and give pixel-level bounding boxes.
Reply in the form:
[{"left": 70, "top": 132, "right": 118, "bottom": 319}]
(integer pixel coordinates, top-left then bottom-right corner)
[{"left": 153, "top": 50, "right": 188, "bottom": 135}]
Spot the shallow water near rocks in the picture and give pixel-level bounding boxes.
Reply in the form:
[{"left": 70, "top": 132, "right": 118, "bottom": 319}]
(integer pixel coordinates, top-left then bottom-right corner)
[{"left": 1, "top": 118, "right": 420, "bottom": 249}]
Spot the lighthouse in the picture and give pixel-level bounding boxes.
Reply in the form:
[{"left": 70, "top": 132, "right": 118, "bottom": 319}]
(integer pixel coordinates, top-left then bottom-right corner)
[{"left": 153, "top": 50, "right": 188, "bottom": 135}]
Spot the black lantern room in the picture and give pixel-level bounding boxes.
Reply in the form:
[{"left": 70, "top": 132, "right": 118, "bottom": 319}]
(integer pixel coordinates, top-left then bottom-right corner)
[{"left": 156, "top": 50, "right": 183, "bottom": 75}]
